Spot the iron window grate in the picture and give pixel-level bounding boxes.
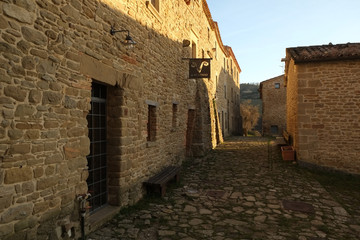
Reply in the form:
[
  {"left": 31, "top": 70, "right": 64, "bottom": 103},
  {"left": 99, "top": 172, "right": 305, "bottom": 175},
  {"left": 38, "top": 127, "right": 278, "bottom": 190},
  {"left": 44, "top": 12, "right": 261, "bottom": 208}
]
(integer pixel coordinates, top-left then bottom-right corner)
[{"left": 87, "top": 82, "right": 107, "bottom": 212}]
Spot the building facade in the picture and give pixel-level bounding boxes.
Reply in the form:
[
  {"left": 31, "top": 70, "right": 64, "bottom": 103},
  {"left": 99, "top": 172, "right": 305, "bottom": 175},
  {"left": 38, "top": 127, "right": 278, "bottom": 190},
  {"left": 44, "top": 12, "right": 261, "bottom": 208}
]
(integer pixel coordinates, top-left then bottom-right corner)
[
  {"left": 284, "top": 43, "right": 360, "bottom": 175},
  {"left": 260, "top": 75, "right": 286, "bottom": 136},
  {"left": 0, "top": 0, "right": 240, "bottom": 239}
]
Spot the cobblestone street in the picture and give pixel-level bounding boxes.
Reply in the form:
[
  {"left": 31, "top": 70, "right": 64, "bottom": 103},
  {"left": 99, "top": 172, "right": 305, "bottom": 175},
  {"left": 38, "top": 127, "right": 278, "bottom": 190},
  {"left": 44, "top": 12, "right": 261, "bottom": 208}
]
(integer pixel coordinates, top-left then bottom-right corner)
[{"left": 88, "top": 137, "right": 360, "bottom": 240}]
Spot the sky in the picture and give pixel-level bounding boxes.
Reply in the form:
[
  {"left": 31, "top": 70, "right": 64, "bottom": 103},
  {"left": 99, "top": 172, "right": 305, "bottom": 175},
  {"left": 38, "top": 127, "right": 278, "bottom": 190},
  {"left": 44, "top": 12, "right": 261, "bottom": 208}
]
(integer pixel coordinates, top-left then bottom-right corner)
[{"left": 206, "top": 0, "right": 360, "bottom": 84}]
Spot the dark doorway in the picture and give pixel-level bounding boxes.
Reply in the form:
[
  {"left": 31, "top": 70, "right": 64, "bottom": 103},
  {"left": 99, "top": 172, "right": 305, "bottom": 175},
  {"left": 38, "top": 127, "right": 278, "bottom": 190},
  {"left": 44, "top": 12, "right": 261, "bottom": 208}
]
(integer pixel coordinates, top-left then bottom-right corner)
[
  {"left": 186, "top": 109, "right": 195, "bottom": 157},
  {"left": 87, "top": 82, "right": 107, "bottom": 212}
]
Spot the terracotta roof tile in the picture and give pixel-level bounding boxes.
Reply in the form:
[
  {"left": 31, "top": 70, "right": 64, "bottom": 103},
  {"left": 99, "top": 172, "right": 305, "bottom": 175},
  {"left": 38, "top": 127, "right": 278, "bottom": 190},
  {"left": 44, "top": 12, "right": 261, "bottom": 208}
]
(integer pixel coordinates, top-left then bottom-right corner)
[{"left": 286, "top": 43, "right": 360, "bottom": 63}]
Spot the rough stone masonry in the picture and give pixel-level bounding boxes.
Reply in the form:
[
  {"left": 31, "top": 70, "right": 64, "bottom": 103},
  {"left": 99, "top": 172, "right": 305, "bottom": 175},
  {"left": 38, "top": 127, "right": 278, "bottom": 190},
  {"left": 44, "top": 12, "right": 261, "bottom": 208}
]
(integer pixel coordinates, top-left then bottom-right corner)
[{"left": 0, "top": 0, "right": 241, "bottom": 239}]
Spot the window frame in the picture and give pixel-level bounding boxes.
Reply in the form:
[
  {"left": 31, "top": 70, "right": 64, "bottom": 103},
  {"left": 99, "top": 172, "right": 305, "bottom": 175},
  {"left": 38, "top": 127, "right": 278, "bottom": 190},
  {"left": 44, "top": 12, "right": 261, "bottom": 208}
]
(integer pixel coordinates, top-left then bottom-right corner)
[{"left": 147, "top": 104, "right": 157, "bottom": 142}]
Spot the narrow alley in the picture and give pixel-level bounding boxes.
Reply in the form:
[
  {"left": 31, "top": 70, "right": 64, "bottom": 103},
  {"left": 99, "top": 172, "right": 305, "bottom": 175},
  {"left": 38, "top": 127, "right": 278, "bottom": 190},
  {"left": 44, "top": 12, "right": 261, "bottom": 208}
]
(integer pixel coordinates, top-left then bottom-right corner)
[{"left": 89, "top": 137, "right": 360, "bottom": 240}]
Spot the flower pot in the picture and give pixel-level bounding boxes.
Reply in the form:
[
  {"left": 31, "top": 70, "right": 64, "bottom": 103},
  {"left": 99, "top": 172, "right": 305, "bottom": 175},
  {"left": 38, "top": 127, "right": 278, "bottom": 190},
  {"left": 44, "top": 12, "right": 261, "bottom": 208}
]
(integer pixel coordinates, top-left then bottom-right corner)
[{"left": 281, "top": 146, "right": 295, "bottom": 161}]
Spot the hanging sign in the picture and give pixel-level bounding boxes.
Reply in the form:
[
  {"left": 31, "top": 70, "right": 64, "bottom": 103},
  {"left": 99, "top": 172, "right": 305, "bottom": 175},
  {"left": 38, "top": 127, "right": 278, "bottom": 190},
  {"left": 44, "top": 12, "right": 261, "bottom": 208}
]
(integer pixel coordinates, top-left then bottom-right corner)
[{"left": 189, "top": 58, "right": 211, "bottom": 79}]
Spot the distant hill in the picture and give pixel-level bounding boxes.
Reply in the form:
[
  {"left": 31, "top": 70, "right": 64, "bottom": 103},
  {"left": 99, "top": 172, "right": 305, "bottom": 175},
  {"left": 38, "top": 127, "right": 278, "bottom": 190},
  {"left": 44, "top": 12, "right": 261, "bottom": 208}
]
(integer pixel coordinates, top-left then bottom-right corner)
[{"left": 240, "top": 83, "right": 260, "bottom": 100}]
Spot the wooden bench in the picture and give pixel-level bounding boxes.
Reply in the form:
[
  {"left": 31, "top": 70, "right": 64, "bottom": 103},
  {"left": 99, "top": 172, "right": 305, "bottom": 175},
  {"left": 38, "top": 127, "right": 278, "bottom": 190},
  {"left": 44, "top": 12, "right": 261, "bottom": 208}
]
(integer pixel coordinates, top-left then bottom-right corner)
[
  {"left": 282, "top": 130, "right": 292, "bottom": 145},
  {"left": 275, "top": 130, "right": 292, "bottom": 146},
  {"left": 143, "top": 166, "right": 181, "bottom": 197}
]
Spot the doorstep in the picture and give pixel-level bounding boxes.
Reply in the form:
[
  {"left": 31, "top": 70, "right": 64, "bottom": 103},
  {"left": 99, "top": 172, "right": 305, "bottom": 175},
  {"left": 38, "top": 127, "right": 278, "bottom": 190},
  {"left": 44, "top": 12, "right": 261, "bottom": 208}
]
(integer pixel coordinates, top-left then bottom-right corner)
[{"left": 86, "top": 205, "right": 120, "bottom": 235}]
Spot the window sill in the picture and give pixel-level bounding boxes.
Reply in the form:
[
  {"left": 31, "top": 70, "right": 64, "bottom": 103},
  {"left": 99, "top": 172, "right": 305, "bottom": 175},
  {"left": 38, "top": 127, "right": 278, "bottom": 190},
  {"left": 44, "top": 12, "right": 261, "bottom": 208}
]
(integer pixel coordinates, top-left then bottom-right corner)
[
  {"left": 145, "top": 1, "right": 163, "bottom": 23},
  {"left": 146, "top": 141, "right": 157, "bottom": 148}
]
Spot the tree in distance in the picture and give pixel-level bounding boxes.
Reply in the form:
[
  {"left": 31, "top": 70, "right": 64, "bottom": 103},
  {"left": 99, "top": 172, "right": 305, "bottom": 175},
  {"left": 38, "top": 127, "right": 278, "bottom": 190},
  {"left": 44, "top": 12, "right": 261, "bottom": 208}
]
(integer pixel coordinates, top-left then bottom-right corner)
[{"left": 240, "top": 100, "right": 260, "bottom": 136}]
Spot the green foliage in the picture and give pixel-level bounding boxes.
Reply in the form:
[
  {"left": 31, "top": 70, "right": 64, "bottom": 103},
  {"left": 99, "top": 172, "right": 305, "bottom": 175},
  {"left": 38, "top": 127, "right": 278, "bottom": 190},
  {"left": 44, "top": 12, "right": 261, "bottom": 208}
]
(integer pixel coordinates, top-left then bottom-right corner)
[{"left": 240, "top": 100, "right": 260, "bottom": 136}]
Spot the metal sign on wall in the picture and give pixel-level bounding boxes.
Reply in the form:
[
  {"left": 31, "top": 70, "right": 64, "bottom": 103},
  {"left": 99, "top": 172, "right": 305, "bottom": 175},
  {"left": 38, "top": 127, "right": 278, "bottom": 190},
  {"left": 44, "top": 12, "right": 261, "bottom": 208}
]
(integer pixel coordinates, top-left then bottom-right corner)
[{"left": 189, "top": 58, "right": 211, "bottom": 79}]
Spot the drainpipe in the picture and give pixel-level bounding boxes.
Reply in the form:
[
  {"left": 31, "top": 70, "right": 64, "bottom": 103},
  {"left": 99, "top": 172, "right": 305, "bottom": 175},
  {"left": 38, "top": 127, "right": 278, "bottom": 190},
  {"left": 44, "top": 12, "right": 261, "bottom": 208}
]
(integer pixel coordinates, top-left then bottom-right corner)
[{"left": 77, "top": 193, "right": 91, "bottom": 240}]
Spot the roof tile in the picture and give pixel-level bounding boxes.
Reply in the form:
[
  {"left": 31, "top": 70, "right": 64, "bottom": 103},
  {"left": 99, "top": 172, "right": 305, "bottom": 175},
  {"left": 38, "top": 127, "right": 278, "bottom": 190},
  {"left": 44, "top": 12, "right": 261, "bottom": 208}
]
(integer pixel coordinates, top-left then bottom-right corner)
[{"left": 287, "top": 43, "right": 360, "bottom": 63}]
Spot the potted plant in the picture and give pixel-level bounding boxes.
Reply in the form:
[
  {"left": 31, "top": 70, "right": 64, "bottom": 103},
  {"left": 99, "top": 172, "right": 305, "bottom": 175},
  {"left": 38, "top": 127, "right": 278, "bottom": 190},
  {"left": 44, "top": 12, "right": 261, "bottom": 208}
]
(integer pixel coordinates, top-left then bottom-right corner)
[{"left": 281, "top": 146, "right": 295, "bottom": 161}]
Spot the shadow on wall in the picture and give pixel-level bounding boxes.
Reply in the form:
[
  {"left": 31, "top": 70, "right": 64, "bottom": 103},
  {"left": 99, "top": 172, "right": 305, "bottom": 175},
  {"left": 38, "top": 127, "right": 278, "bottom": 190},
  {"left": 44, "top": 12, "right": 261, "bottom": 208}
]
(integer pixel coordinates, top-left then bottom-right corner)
[
  {"left": 0, "top": 1, "right": 217, "bottom": 239},
  {"left": 216, "top": 68, "right": 241, "bottom": 137}
]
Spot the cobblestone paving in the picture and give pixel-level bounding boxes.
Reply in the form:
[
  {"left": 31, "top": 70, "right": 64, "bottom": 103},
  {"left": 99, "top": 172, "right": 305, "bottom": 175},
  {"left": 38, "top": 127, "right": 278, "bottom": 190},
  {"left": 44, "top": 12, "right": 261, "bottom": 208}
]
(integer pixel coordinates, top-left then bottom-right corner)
[{"left": 88, "top": 137, "right": 360, "bottom": 240}]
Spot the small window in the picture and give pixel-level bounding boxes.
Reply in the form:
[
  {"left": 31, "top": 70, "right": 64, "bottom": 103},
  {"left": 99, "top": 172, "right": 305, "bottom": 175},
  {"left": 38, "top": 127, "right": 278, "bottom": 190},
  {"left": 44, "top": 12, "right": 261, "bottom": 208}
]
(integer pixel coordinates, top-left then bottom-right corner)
[
  {"left": 271, "top": 125, "right": 279, "bottom": 135},
  {"left": 202, "top": 49, "right": 205, "bottom": 58},
  {"left": 224, "top": 85, "right": 227, "bottom": 99},
  {"left": 172, "top": 104, "right": 178, "bottom": 128},
  {"left": 275, "top": 83, "right": 280, "bottom": 89},
  {"left": 192, "top": 41, "right": 197, "bottom": 58},
  {"left": 207, "top": 27, "right": 210, "bottom": 41},
  {"left": 151, "top": 0, "right": 159, "bottom": 11},
  {"left": 147, "top": 105, "right": 157, "bottom": 141}
]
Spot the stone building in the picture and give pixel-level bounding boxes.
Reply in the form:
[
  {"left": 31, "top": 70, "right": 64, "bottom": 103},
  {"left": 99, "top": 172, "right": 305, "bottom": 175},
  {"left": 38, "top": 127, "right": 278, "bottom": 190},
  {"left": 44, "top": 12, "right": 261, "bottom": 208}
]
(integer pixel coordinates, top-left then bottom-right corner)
[
  {"left": 284, "top": 43, "right": 360, "bottom": 175},
  {"left": 215, "top": 45, "right": 241, "bottom": 138},
  {"left": 260, "top": 75, "right": 286, "bottom": 136},
  {"left": 0, "top": 0, "right": 240, "bottom": 239}
]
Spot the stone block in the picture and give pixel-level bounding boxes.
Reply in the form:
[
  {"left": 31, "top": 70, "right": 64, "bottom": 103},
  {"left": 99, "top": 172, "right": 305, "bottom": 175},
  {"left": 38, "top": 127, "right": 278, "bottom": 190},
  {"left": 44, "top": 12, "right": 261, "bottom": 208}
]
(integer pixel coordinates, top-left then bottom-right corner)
[
  {"left": 14, "top": 219, "right": 29, "bottom": 232},
  {"left": 67, "top": 127, "right": 84, "bottom": 137},
  {"left": 37, "top": 81, "right": 49, "bottom": 91},
  {"left": 22, "top": 181, "right": 35, "bottom": 195},
  {"left": 31, "top": 143, "right": 44, "bottom": 153},
  {"left": 33, "top": 201, "right": 50, "bottom": 214},
  {"left": 30, "top": 48, "right": 47, "bottom": 59},
  {"left": 3, "top": 109, "right": 14, "bottom": 119},
  {"left": 4, "top": 86, "right": 26, "bottom": 102},
  {"left": 8, "top": 129, "right": 23, "bottom": 140},
  {"left": 45, "top": 153, "right": 63, "bottom": 164},
  {"left": 45, "top": 166, "right": 55, "bottom": 176},
  {"left": 33, "top": 167, "right": 44, "bottom": 178},
  {"left": 61, "top": 4, "right": 80, "bottom": 21},
  {"left": 4, "top": 166, "right": 32, "bottom": 184},
  {"left": 64, "top": 95, "right": 77, "bottom": 109},
  {"left": 64, "top": 146, "right": 81, "bottom": 159},
  {"left": 37, "top": 176, "right": 58, "bottom": 190},
  {"left": 44, "top": 141, "right": 56, "bottom": 151},
  {"left": 43, "top": 121, "right": 58, "bottom": 129},
  {"left": 42, "top": 91, "right": 62, "bottom": 105},
  {"left": 21, "top": 56, "right": 35, "bottom": 70},
  {"left": 0, "top": 189, "right": 13, "bottom": 211},
  {"left": 3, "top": 4, "right": 36, "bottom": 24},
  {"left": 0, "top": 222, "right": 13, "bottom": 237},
  {"left": 21, "top": 26, "right": 47, "bottom": 46},
  {"left": 0, "top": 203, "right": 33, "bottom": 223},
  {"left": 0, "top": 128, "right": 5, "bottom": 139},
  {"left": 24, "top": 130, "right": 40, "bottom": 140},
  {"left": 60, "top": 191, "right": 75, "bottom": 206},
  {"left": 39, "top": 207, "right": 61, "bottom": 223},
  {"left": 0, "top": 15, "right": 7, "bottom": 29},
  {"left": 0, "top": 97, "right": 13, "bottom": 105},
  {"left": 49, "top": 82, "right": 62, "bottom": 91},
  {"left": 15, "top": 104, "right": 36, "bottom": 117},
  {"left": 41, "top": 130, "right": 60, "bottom": 139},
  {"left": 67, "top": 157, "right": 87, "bottom": 171},
  {"left": 28, "top": 89, "right": 41, "bottom": 104}
]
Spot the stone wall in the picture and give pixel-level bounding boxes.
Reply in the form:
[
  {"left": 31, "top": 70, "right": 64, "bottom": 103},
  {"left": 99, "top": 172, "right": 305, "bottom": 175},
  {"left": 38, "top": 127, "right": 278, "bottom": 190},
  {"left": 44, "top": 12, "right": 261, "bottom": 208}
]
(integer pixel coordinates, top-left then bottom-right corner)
[
  {"left": 0, "top": 0, "right": 241, "bottom": 239},
  {"left": 285, "top": 59, "right": 298, "bottom": 149},
  {"left": 260, "top": 75, "right": 286, "bottom": 136},
  {"left": 295, "top": 60, "right": 360, "bottom": 174}
]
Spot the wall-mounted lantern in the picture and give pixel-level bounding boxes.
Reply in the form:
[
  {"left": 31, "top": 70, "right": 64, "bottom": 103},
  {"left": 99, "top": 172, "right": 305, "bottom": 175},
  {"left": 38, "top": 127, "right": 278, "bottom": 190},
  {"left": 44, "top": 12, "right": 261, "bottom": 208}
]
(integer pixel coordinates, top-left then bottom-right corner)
[
  {"left": 110, "top": 26, "right": 136, "bottom": 49},
  {"left": 183, "top": 39, "right": 191, "bottom": 47}
]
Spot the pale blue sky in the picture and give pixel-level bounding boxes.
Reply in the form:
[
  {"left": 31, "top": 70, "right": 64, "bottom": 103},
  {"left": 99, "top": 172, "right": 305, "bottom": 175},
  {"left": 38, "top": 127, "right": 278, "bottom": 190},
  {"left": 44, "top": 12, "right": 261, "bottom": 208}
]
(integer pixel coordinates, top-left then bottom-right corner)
[{"left": 207, "top": 0, "right": 360, "bottom": 83}]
